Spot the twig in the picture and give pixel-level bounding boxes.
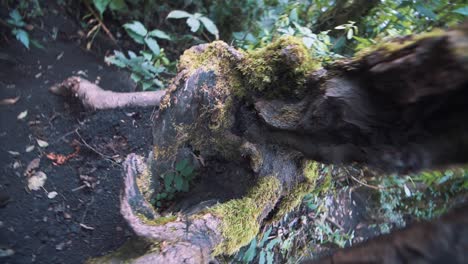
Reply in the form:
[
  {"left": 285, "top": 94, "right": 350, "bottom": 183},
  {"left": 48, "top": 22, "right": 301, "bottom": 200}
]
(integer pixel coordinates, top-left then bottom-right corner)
[
  {"left": 75, "top": 130, "right": 121, "bottom": 167},
  {"left": 83, "top": 0, "right": 117, "bottom": 44},
  {"left": 326, "top": 216, "right": 344, "bottom": 231},
  {"left": 349, "top": 174, "right": 382, "bottom": 190},
  {"left": 72, "top": 185, "right": 87, "bottom": 192}
]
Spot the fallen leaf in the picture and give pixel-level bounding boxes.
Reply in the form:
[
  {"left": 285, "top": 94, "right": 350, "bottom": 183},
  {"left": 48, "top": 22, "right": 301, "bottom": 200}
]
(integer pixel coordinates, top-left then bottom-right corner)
[
  {"left": 80, "top": 223, "right": 95, "bottom": 230},
  {"left": 36, "top": 139, "right": 49, "bottom": 148},
  {"left": 24, "top": 158, "right": 40, "bottom": 177},
  {"left": 0, "top": 96, "right": 20, "bottom": 105},
  {"left": 56, "top": 52, "right": 64, "bottom": 61},
  {"left": 8, "top": 151, "right": 20, "bottom": 156},
  {"left": 47, "top": 191, "right": 58, "bottom": 199},
  {"left": 13, "top": 161, "right": 21, "bottom": 169},
  {"left": 28, "top": 171, "right": 47, "bottom": 191},
  {"left": 55, "top": 242, "right": 65, "bottom": 251},
  {"left": 25, "top": 145, "right": 35, "bottom": 152},
  {"left": 17, "top": 110, "right": 28, "bottom": 120},
  {"left": 63, "top": 212, "right": 72, "bottom": 219},
  {"left": 46, "top": 143, "right": 80, "bottom": 165}
]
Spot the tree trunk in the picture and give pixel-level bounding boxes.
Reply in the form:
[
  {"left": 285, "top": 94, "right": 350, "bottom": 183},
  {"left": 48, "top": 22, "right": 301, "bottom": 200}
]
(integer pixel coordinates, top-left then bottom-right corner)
[{"left": 87, "top": 25, "right": 468, "bottom": 263}]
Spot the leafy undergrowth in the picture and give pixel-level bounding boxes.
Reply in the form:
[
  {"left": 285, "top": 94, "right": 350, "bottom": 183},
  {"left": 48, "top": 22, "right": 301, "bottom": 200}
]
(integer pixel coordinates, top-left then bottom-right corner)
[{"left": 230, "top": 165, "right": 468, "bottom": 264}]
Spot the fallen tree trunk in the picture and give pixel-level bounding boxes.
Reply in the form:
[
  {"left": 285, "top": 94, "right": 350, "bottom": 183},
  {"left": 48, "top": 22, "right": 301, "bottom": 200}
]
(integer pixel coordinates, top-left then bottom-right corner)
[{"left": 87, "top": 25, "right": 468, "bottom": 263}]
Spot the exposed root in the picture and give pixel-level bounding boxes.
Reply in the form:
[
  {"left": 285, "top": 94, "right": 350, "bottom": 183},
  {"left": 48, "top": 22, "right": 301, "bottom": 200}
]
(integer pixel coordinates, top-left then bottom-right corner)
[{"left": 49, "top": 76, "right": 166, "bottom": 110}]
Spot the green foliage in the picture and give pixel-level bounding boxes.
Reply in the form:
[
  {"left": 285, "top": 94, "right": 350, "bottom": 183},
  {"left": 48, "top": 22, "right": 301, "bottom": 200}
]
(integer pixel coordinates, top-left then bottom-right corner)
[
  {"left": 376, "top": 168, "right": 468, "bottom": 229},
  {"left": 151, "top": 159, "right": 195, "bottom": 208},
  {"left": 92, "top": 0, "right": 127, "bottom": 16},
  {"left": 167, "top": 10, "right": 219, "bottom": 39},
  {"left": 6, "top": 10, "right": 30, "bottom": 49},
  {"left": 105, "top": 22, "right": 174, "bottom": 90}
]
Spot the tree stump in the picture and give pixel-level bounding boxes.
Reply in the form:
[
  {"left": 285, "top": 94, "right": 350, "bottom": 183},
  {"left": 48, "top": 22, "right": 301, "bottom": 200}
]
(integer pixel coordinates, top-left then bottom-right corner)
[{"left": 88, "top": 25, "right": 468, "bottom": 263}]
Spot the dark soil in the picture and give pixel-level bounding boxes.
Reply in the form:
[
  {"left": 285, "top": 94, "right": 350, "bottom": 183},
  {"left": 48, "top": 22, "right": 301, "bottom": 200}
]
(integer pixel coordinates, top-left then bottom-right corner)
[{"left": 0, "top": 6, "right": 154, "bottom": 264}]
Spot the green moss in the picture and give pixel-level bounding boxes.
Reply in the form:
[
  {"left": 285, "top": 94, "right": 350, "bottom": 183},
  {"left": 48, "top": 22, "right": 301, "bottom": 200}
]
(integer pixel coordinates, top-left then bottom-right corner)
[
  {"left": 208, "top": 176, "right": 281, "bottom": 255},
  {"left": 356, "top": 29, "right": 446, "bottom": 58},
  {"left": 238, "top": 36, "right": 321, "bottom": 98},
  {"left": 137, "top": 213, "right": 178, "bottom": 226},
  {"left": 85, "top": 238, "right": 160, "bottom": 264},
  {"left": 271, "top": 160, "right": 320, "bottom": 221}
]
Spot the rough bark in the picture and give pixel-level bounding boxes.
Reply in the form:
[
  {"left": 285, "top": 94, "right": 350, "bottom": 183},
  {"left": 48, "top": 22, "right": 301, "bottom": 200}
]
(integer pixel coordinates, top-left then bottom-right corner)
[
  {"left": 49, "top": 76, "right": 166, "bottom": 110},
  {"left": 88, "top": 25, "right": 468, "bottom": 263}
]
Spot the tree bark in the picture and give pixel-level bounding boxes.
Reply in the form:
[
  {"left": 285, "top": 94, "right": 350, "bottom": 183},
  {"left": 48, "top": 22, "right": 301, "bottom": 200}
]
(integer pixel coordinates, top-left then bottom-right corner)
[{"left": 88, "top": 25, "right": 468, "bottom": 263}]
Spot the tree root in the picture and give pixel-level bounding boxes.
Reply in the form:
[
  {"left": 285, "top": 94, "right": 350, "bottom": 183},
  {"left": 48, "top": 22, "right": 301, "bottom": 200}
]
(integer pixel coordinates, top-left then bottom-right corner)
[{"left": 49, "top": 76, "right": 166, "bottom": 110}]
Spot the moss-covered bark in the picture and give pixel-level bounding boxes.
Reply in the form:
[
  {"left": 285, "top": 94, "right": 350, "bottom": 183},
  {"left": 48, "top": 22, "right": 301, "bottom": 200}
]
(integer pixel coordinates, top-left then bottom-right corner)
[{"left": 90, "top": 26, "right": 468, "bottom": 263}]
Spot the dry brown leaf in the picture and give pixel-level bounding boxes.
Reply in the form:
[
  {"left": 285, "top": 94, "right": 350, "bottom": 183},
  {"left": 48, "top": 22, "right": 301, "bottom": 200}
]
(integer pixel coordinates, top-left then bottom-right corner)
[
  {"left": 46, "top": 143, "right": 80, "bottom": 166},
  {"left": 0, "top": 96, "right": 20, "bottom": 105}
]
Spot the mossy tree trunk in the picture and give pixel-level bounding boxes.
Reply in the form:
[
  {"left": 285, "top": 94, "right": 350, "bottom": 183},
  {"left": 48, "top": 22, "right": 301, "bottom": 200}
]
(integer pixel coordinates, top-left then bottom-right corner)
[{"left": 88, "top": 26, "right": 468, "bottom": 263}]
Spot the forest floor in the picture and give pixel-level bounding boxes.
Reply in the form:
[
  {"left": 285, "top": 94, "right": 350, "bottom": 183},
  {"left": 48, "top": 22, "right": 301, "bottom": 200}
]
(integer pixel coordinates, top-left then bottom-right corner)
[{"left": 0, "top": 7, "right": 155, "bottom": 264}]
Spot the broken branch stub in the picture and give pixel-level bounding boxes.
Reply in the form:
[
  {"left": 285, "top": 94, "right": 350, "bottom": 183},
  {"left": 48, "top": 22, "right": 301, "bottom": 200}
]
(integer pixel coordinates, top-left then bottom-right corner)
[{"left": 50, "top": 76, "right": 166, "bottom": 110}]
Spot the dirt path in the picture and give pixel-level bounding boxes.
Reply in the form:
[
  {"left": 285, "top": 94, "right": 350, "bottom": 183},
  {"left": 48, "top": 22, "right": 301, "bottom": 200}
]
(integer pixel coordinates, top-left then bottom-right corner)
[{"left": 0, "top": 9, "right": 155, "bottom": 264}]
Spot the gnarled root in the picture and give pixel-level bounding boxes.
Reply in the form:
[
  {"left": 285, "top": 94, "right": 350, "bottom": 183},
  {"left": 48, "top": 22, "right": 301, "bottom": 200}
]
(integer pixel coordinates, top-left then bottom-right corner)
[{"left": 49, "top": 76, "right": 166, "bottom": 110}]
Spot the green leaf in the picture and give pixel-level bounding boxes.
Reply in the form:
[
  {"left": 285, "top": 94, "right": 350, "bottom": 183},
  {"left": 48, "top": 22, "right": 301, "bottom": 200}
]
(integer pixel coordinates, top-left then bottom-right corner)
[
  {"left": 452, "top": 6, "right": 468, "bottom": 16},
  {"left": 148, "top": 29, "right": 171, "bottom": 40},
  {"left": 176, "top": 159, "right": 189, "bottom": 171},
  {"left": 174, "top": 175, "right": 184, "bottom": 191},
  {"left": 13, "top": 29, "right": 29, "bottom": 49},
  {"left": 415, "top": 4, "right": 437, "bottom": 19},
  {"left": 266, "top": 250, "right": 274, "bottom": 264},
  {"left": 167, "top": 10, "right": 192, "bottom": 19},
  {"left": 259, "top": 251, "right": 266, "bottom": 264},
  {"left": 9, "top": 10, "right": 25, "bottom": 26},
  {"left": 265, "top": 238, "right": 280, "bottom": 250},
  {"left": 125, "top": 30, "right": 145, "bottom": 44},
  {"left": 130, "top": 73, "right": 142, "bottom": 83},
  {"left": 30, "top": 39, "right": 45, "bottom": 49},
  {"left": 93, "top": 0, "right": 111, "bottom": 16},
  {"left": 123, "top": 21, "right": 148, "bottom": 37},
  {"left": 180, "top": 166, "right": 194, "bottom": 178},
  {"left": 258, "top": 227, "right": 272, "bottom": 247},
  {"left": 144, "top": 37, "right": 160, "bottom": 55},
  {"left": 199, "top": 17, "right": 219, "bottom": 38},
  {"left": 186, "top": 17, "right": 200, "bottom": 32},
  {"left": 242, "top": 239, "right": 257, "bottom": 263},
  {"left": 109, "top": 0, "right": 127, "bottom": 11},
  {"left": 181, "top": 180, "right": 189, "bottom": 192},
  {"left": 141, "top": 81, "right": 154, "bottom": 91},
  {"left": 164, "top": 172, "right": 175, "bottom": 189}
]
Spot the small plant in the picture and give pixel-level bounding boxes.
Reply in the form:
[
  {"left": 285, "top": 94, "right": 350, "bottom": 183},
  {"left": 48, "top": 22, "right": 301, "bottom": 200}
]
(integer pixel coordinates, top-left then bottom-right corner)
[
  {"left": 105, "top": 21, "right": 174, "bottom": 90},
  {"left": 6, "top": 9, "right": 30, "bottom": 49},
  {"left": 167, "top": 10, "right": 219, "bottom": 40},
  {"left": 152, "top": 159, "right": 196, "bottom": 207}
]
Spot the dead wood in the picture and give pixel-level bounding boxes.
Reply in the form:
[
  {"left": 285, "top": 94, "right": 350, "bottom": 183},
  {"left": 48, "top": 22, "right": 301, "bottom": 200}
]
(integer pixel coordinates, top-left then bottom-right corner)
[{"left": 49, "top": 76, "right": 166, "bottom": 110}]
